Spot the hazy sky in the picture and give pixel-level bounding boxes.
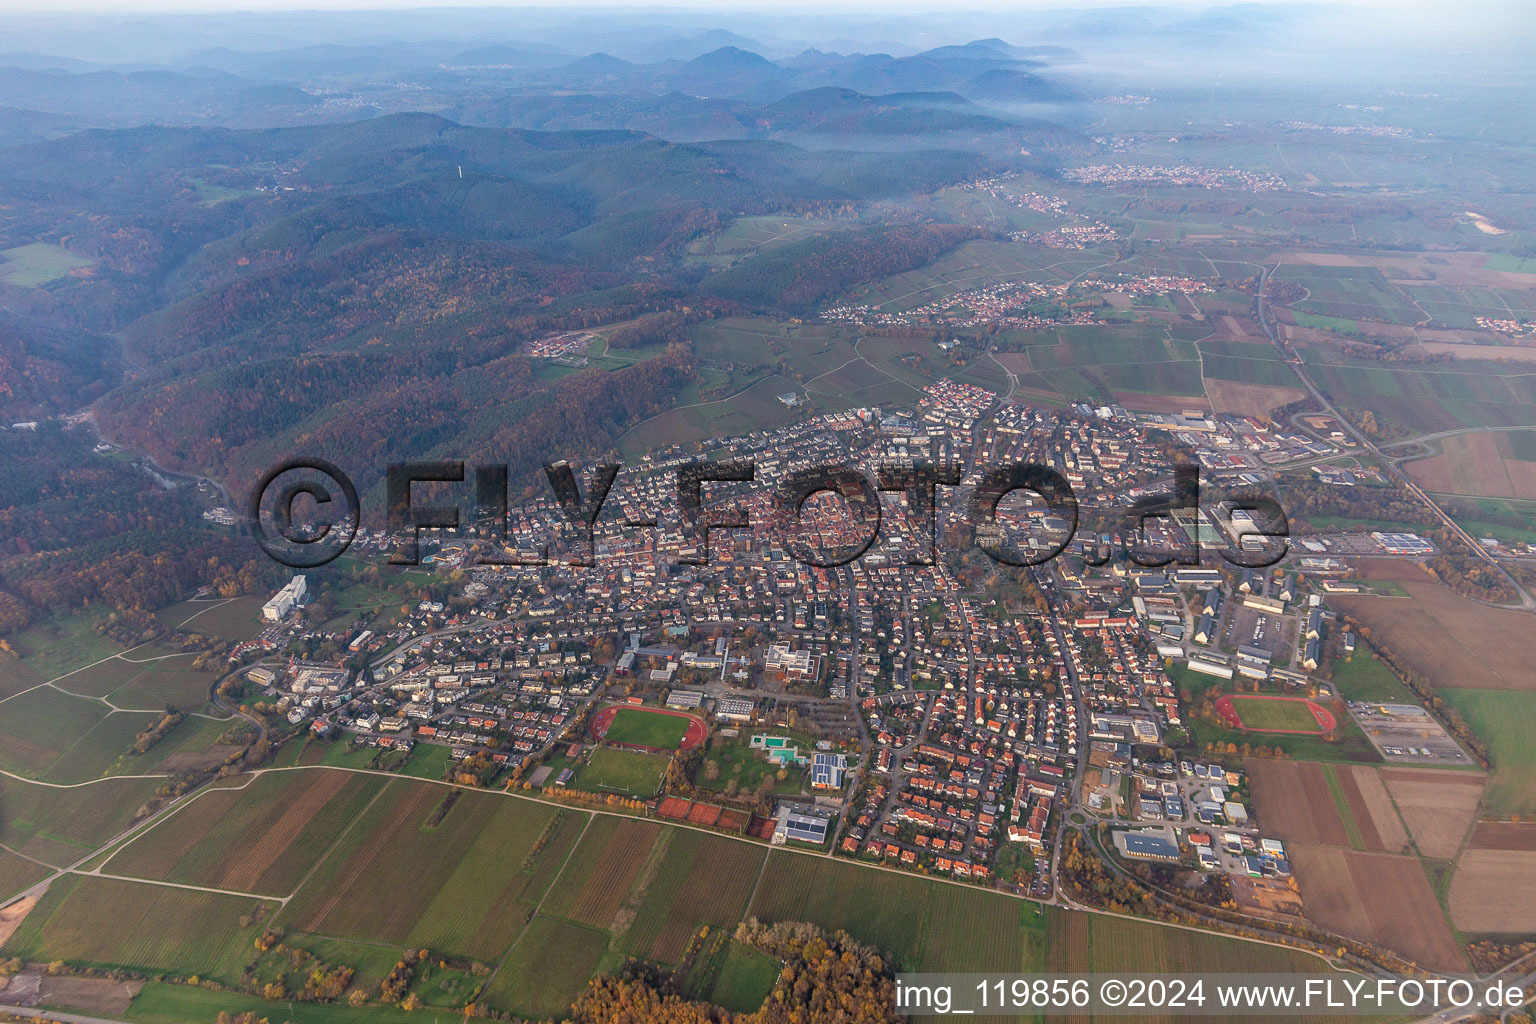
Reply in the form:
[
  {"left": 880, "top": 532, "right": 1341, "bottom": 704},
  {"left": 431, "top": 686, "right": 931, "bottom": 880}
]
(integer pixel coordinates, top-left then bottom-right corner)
[{"left": 0, "top": 0, "right": 1482, "bottom": 13}]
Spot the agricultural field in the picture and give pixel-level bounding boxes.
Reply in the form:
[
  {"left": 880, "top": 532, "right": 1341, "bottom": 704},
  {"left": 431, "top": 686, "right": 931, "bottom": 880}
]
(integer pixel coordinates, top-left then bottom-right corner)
[
  {"left": 104, "top": 768, "right": 385, "bottom": 896},
  {"left": 0, "top": 656, "right": 43, "bottom": 701},
  {"left": 1405, "top": 431, "right": 1536, "bottom": 500},
  {"left": 121, "top": 981, "right": 426, "bottom": 1024},
  {"left": 1043, "top": 909, "right": 1377, "bottom": 1024},
  {"left": 688, "top": 216, "right": 850, "bottom": 269},
  {"left": 1205, "top": 378, "right": 1306, "bottom": 418},
  {"left": 1448, "top": 842, "right": 1536, "bottom": 934},
  {"left": 153, "top": 595, "right": 269, "bottom": 641},
  {"left": 618, "top": 828, "right": 765, "bottom": 964},
  {"left": 0, "top": 686, "right": 115, "bottom": 778},
  {"left": 0, "top": 241, "right": 95, "bottom": 287},
  {"left": 282, "top": 782, "right": 583, "bottom": 960},
  {"left": 1301, "top": 347, "right": 1536, "bottom": 435},
  {"left": 7, "top": 606, "right": 125, "bottom": 680},
  {"left": 1247, "top": 760, "right": 1410, "bottom": 852},
  {"left": 1378, "top": 768, "right": 1484, "bottom": 860},
  {"left": 0, "top": 874, "right": 276, "bottom": 982},
  {"left": 1275, "top": 264, "right": 1425, "bottom": 327},
  {"left": 0, "top": 848, "right": 50, "bottom": 901},
  {"left": 0, "top": 773, "right": 165, "bottom": 866},
  {"left": 1286, "top": 845, "right": 1466, "bottom": 971},
  {"left": 1329, "top": 583, "right": 1536, "bottom": 692},
  {"left": 483, "top": 915, "right": 610, "bottom": 1019},
  {"left": 53, "top": 653, "right": 218, "bottom": 712},
  {"left": 541, "top": 816, "right": 664, "bottom": 928},
  {"left": 1440, "top": 689, "right": 1536, "bottom": 817},
  {"left": 747, "top": 852, "right": 1044, "bottom": 974}
]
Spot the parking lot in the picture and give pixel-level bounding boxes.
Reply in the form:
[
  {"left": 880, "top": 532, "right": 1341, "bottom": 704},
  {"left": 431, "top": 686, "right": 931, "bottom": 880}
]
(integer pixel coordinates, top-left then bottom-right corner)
[{"left": 1348, "top": 702, "right": 1472, "bottom": 764}]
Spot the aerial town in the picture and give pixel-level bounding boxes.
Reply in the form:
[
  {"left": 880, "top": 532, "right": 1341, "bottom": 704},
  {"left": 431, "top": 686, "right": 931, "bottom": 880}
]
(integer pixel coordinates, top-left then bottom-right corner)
[{"left": 226, "top": 379, "right": 1453, "bottom": 913}]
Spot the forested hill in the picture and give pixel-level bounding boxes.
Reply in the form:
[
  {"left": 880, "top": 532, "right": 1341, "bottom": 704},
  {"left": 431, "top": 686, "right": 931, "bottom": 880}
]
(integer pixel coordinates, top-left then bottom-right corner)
[
  {"left": 702, "top": 224, "right": 986, "bottom": 311},
  {"left": 0, "top": 112, "right": 1014, "bottom": 501}
]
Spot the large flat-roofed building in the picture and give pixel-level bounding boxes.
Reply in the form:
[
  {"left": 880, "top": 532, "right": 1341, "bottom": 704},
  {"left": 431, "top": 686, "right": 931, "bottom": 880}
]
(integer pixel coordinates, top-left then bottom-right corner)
[
  {"left": 772, "top": 804, "right": 832, "bottom": 846},
  {"left": 811, "top": 752, "right": 848, "bottom": 790},
  {"left": 1114, "top": 830, "right": 1180, "bottom": 863},
  {"left": 262, "top": 574, "right": 307, "bottom": 622},
  {"left": 715, "top": 697, "right": 755, "bottom": 722}
]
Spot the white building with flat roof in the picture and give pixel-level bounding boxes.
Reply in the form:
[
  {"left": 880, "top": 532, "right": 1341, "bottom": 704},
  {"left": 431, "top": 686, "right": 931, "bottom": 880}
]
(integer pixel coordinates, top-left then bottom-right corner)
[{"left": 262, "top": 574, "right": 307, "bottom": 621}]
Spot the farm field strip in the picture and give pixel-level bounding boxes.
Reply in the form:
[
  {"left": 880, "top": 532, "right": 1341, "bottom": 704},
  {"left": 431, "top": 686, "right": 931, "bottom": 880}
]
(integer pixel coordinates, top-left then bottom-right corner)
[
  {"left": 0, "top": 874, "right": 275, "bottom": 983},
  {"left": 280, "top": 779, "right": 580, "bottom": 959},
  {"left": 620, "top": 828, "right": 765, "bottom": 964},
  {"left": 541, "top": 816, "right": 663, "bottom": 928},
  {"left": 102, "top": 769, "right": 385, "bottom": 896},
  {"left": 1287, "top": 845, "right": 1466, "bottom": 973}
]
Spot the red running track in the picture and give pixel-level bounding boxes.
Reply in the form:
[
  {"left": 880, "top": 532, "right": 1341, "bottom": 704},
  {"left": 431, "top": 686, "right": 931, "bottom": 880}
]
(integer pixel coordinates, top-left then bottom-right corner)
[
  {"left": 588, "top": 704, "right": 707, "bottom": 753},
  {"left": 1213, "top": 693, "right": 1337, "bottom": 735}
]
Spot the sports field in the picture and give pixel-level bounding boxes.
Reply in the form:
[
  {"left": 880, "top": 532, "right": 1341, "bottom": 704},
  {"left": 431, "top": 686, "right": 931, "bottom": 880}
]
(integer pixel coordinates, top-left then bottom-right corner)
[
  {"left": 604, "top": 706, "right": 693, "bottom": 747},
  {"left": 590, "top": 704, "right": 706, "bottom": 751},
  {"left": 1217, "top": 694, "right": 1335, "bottom": 734},
  {"left": 571, "top": 746, "right": 668, "bottom": 796}
]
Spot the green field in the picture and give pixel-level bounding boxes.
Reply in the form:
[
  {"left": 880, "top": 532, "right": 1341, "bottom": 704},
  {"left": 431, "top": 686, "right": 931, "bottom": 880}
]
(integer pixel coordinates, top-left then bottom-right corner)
[
  {"left": 747, "top": 852, "right": 1045, "bottom": 973},
  {"left": 0, "top": 774, "right": 165, "bottom": 866},
  {"left": 1483, "top": 254, "right": 1536, "bottom": 274},
  {"left": 603, "top": 706, "right": 693, "bottom": 748},
  {"left": 1, "top": 874, "right": 275, "bottom": 982},
  {"left": 1227, "top": 695, "right": 1326, "bottom": 732},
  {"left": 1277, "top": 264, "right": 1423, "bottom": 327},
  {"left": 620, "top": 828, "right": 766, "bottom": 963},
  {"left": 1303, "top": 347, "right": 1536, "bottom": 435},
  {"left": 282, "top": 781, "right": 582, "bottom": 960},
  {"left": 55, "top": 652, "right": 217, "bottom": 711},
  {"left": 0, "top": 847, "right": 50, "bottom": 900},
  {"left": 1442, "top": 689, "right": 1536, "bottom": 817},
  {"left": 1328, "top": 651, "right": 1417, "bottom": 703},
  {"left": 0, "top": 241, "right": 95, "bottom": 287},
  {"left": 122, "top": 981, "right": 426, "bottom": 1024},
  {"left": 0, "top": 686, "right": 113, "bottom": 777},
  {"left": 482, "top": 915, "right": 609, "bottom": 1018},
  {"left": 8, "top": 606, "right": 125, "bottom": 680},
  {"left": 1293, "top": 310, "right": 1364, "bottom": 333},
  {"left": 104, "top": 768, "right": 385, "bottom": 896},
  {"left": 572, "top": 746, "right": 669, "bottom": 796},
  {"left": 707, "top": 941, "right": 781, "bottom": 1012},
  {"left": 155, "top": 595, "right": 268, "bottom": 641}
]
